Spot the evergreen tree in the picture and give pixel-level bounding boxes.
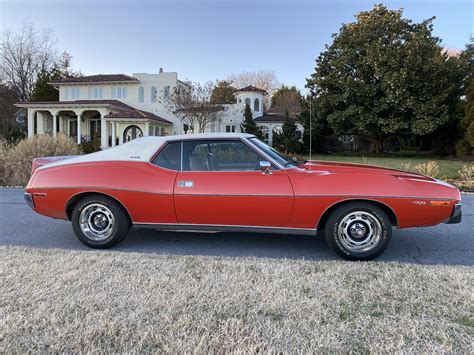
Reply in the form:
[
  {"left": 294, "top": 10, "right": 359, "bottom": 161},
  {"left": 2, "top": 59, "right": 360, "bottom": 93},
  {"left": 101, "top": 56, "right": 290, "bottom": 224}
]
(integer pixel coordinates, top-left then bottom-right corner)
[
  {"left": 31, "top": 51, "right": 79, "bottom": 102},
  {"left": 273, "top": 110, "right": 302, "bottom": 154},
  {"left": 240, "top": 103, "right": 263, "bottom": 138}
]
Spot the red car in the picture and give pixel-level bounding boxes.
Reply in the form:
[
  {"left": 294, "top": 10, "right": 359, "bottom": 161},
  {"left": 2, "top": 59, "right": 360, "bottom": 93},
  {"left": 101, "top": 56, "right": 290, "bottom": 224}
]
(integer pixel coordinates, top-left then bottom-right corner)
[{"left": 25, "top": 133, "right": 462, "bottom": 260}]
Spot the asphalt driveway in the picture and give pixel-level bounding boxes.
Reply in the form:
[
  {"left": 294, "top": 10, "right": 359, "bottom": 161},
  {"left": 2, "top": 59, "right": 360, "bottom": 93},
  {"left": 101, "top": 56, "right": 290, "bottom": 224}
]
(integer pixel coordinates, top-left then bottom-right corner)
[{"left": 1, "top": 188, "right": 472, "bottom": 265}]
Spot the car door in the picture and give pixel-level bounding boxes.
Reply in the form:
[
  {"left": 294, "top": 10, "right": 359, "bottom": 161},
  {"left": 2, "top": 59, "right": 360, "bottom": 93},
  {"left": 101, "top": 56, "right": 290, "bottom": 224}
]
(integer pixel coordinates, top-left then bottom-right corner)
[{"left": 173, "top": 139, "right": 294, "bottom": 228}]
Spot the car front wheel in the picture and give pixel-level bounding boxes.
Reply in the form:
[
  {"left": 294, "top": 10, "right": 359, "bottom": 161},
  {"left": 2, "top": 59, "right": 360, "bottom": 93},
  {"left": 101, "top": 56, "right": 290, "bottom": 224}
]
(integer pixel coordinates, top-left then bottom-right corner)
[
  {"left": 324, "top": 202, "right": 392, "bottom": 261},
  {"left": 72, "top": 195, "right": 130, "bottom": 248}
]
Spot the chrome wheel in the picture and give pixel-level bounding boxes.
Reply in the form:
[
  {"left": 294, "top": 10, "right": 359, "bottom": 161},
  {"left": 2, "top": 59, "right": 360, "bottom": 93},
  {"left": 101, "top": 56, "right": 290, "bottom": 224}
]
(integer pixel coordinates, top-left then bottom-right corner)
[
  {"left": 79, "top": 203, "right": 115, "bottom": 241},
  {"left": 337, "top": 211, "right": 382, "bottom": 253}
]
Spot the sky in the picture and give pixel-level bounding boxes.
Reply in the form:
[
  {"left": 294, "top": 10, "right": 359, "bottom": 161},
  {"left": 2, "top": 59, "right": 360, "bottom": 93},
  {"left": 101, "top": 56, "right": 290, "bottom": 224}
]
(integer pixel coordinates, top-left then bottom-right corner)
[{"left": 0, "top": 0, "right": 472, "bottom": 89}]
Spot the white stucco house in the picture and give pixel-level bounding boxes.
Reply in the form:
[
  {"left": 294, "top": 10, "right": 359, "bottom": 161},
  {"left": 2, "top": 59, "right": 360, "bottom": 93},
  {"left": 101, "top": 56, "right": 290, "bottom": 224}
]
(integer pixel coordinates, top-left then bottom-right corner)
[{"left": 16, "top": 69, "right": 303, "bottom": 148}]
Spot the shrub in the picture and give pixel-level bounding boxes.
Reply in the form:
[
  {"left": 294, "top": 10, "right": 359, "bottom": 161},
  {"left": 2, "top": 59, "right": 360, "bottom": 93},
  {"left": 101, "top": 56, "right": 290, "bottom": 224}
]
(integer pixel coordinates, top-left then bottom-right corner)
[
  {"left": 2, "top": 134, "right": 82, "bottom": 186},
  {"left": 413, "top": 161, "right": 439, "bottom": 178},
  {"left": 458, "top": 165, "right": 474, "bottom": 190}
]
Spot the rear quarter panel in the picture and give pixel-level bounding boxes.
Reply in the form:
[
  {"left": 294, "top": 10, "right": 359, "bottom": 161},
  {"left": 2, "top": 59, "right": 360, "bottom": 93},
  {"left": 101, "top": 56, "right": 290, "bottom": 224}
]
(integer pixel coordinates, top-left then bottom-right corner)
[{"left": 26, "top": 161, "right": 178, "bottom": 223}]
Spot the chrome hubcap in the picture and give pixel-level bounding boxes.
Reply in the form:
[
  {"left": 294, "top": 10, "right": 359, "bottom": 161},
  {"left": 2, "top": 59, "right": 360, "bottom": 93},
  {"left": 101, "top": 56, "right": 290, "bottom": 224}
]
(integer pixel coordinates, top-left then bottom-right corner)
[
  {"left": 79, "top": 203, "right": 115, "bottom": 241},
  {"left": 337, "top": 211, "right": 382, "bottom": 253}
]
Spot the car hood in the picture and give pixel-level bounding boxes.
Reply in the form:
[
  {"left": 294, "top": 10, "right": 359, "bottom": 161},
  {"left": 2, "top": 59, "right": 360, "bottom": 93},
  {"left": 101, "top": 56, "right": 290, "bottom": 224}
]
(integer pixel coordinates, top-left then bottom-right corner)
[{"left": 302, "top": 160, "right": 434, "bottom": 180}]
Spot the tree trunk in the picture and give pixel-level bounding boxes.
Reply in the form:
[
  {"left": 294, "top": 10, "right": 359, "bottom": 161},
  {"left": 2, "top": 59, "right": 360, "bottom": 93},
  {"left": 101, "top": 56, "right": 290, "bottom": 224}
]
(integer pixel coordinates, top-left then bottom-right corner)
[{"left": 371, "top": 137, "right": 383, "bottom": 154}]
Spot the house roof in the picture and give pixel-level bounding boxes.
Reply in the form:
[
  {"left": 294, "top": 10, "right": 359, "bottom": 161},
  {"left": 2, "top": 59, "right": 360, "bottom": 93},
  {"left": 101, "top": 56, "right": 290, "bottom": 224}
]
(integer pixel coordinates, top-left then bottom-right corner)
[
  {"left": 254, "top": 113, "right": 300, "bottom": 123},
  {"left": 50, "top": 74, "right": 139, "bottom": 85},
  {"left": 16, "top": 100, "right": 135, "bottom": 110},
  {"left": 105, "top": 109, "right": 172, "bottom": 124},
  {"left": 235, "top": 85, "right": 267, "bottom": 94}
]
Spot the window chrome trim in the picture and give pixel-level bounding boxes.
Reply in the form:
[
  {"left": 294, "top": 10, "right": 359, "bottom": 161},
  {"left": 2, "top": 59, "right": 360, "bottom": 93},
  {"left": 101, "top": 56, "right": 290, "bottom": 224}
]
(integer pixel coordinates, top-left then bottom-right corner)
[{"left": 149, "top": 136, "right": 285, "bottom": 172}]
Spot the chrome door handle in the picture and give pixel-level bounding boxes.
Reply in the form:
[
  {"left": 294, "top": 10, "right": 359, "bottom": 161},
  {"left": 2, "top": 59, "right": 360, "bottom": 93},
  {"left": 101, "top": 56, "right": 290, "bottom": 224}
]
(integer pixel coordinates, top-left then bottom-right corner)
[{"left": 178, "top": 181, "right": 194, "bottom": 187}]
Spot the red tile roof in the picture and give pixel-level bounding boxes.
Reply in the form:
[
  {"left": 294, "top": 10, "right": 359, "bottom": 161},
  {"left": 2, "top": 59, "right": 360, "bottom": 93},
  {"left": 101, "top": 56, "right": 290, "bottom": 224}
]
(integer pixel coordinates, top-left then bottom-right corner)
[
  {"left": 254, "top": 113, "right": 300, "bottom": 123},
  {"left": 16, "top": 100, "right": 135, "bottom": 110},
  {"left": 235, "top": 85, "right": 267, "bottom": 94},
  {"left": 50, "top": 74, "right": 139, "bottom": 84},
  {"left": 105, "top": 109, "right": 172, "bottom": 124}
]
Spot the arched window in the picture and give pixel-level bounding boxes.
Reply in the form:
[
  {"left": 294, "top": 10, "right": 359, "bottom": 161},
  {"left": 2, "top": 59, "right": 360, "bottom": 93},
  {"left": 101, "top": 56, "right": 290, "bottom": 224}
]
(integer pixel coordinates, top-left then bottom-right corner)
[
  {"left": 151, "top": 86, "right": 157, "bottom": 102},
  {"left": 254, "top": 98, "right": 260, "bottom": 112},
  {"left": 244, "top": 98, "right": 251, "bottom": 107},
  {"left": 123, "top": 125, "right": 143, "bottom": 142},
  {"left": 138, "top": 87, "right": 144, "bottom": 103}
]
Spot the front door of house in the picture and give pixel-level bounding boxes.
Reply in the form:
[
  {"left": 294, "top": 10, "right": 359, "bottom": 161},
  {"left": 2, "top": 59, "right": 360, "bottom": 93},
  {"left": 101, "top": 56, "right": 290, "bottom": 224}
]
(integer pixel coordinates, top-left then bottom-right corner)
[{"left": 90, "top": 119, "right": 101, "bottom": 142}]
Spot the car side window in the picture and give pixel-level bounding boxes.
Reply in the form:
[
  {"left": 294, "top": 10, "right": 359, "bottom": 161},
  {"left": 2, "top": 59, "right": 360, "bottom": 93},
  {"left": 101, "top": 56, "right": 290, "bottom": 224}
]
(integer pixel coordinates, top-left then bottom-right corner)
[
  {"left": 182, "top": 140, "right": 263, "bottom": 172},
  {"left": 151, "top": 142, "right": 181, "bottom": 171}
]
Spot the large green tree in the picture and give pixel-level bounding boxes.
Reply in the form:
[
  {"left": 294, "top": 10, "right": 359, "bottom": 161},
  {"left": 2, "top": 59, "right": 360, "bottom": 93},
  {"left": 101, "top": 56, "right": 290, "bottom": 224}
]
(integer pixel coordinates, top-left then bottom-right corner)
[
  {"left": 240, "top": 103, "right": 262, "bottom": 138},
  {"left": 306, "top": 4, "right": 466, "bottom": 153},
  {"left": 210, "top": 80, "right": 236, "bottom": 104}
]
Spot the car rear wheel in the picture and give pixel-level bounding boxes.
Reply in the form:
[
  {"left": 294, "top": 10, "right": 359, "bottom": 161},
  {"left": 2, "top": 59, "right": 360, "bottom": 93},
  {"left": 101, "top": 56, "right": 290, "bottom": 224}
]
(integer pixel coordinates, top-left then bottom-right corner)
[
  {"left": 72, "top": 195, "right": 130, "bottom": 248},
  {"left": 324, "top": 202, "right": 392, "bottom": 261}
]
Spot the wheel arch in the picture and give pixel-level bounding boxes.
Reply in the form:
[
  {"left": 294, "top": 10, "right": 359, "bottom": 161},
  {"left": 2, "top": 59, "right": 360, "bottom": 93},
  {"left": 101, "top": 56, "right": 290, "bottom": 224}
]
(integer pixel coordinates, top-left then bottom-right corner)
[
  {"left": 65, "top": 191, "right": 132, "bottom": 224},
  {"left": 316, "top": 198, "right": 399, "bottom": 230}
]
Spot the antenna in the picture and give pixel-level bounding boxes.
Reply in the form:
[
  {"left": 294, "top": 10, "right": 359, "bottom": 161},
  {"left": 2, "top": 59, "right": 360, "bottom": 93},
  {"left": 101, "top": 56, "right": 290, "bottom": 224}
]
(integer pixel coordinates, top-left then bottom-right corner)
[{"left": 309, "top": 92, "right": 312, "bottom": 172}]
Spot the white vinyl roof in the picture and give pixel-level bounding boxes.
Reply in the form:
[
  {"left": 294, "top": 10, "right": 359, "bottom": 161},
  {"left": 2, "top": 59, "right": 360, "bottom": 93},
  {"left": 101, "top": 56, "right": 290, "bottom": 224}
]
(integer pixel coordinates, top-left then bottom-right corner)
[{"left": 38, "top": 133, "right": 256, "bottom": 170}]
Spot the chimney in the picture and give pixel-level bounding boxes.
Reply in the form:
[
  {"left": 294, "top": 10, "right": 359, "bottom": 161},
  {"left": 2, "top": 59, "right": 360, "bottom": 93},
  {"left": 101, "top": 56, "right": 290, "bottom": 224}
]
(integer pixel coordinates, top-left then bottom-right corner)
[{"left": 159, "top": 67, "right": 163, "bottom": 73}]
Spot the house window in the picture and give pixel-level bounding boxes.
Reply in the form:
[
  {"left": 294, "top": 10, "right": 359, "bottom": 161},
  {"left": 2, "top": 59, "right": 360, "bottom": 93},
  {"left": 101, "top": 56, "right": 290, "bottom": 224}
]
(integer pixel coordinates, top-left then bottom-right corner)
[
  {"left": 138, "top": 87, "right": 144, "bottom": 103},
  {"left": 88, "top": 87, "right": 103, "bottom": 99},
  {"left": 244, "top": 98, "right": 251, "bottom": 107},
  {"left": 65, "top": 87, "right": 80, "bottom": 100},
  {"left": 112, "top": 87, "right": 127, "bottom": 99},
  {"left": 225, "top": 125, "right": 236, "bottom": 133},
  {"left": 155, "top": 126, "right": 159, "bottom": 136},
  {"left": 163, "top": 86, "right": 170, "bottom": 100},
  {"left": 151, "top": 86, "right": 157, "bottom": 102},
  {"left": 254, "top": 98, "right": 260, "bottom": 112}
]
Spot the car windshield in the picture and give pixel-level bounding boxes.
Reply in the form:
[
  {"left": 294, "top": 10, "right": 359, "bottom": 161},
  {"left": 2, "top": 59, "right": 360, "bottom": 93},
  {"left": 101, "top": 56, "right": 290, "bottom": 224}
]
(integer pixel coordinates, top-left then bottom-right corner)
[{"left": 248, "top": 138, "right": 298, "bottom": 167}]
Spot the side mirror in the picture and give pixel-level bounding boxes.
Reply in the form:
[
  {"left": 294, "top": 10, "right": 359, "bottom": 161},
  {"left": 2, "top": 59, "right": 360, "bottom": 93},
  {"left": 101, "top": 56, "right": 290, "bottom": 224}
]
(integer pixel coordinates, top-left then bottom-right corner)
[{"left": 259, "top": 160, "right": 272, "bottom": 174}]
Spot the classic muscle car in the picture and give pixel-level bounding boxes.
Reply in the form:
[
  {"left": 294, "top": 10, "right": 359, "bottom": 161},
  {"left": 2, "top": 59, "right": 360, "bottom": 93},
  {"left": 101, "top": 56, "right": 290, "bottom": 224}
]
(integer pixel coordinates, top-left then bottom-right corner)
[{"left": 24, "top": 133, "right": 462, "bottom": 260}]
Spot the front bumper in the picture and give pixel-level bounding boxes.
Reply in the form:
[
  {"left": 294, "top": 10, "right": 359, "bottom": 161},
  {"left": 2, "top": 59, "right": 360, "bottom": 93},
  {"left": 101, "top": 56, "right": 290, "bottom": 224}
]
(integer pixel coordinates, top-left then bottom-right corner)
[
  {"left": 24, "top": 192, "right": 35, "bottom": 209},
  {"left": 446, "top": 202, "right": 462, "bottom": 224}
]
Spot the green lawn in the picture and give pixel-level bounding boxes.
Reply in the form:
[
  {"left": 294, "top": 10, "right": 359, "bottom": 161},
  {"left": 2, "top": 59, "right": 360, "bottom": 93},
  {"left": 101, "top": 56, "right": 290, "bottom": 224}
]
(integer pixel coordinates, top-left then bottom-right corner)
[{"left": 303, "top": 154, "right": 472, "bottom": 179}]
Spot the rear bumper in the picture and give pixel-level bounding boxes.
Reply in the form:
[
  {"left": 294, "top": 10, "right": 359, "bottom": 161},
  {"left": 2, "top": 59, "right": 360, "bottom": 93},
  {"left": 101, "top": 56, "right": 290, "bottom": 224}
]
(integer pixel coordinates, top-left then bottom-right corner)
[
  {"left": 24, "top": 192, "right": 35, "bottom": 209},
  {"left": 446, "top": 202, "right": 462, "bottom": 224}
]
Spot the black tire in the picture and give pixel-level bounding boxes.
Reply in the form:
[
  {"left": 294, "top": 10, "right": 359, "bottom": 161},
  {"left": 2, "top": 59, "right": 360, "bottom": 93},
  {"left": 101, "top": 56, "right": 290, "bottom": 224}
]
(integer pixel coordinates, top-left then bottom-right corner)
[
  {"left": 71, "top": 194, "right": 130, "bottom": 249},
  {"left": 324, "top": 202, "right": 392, "bottom": 261}
]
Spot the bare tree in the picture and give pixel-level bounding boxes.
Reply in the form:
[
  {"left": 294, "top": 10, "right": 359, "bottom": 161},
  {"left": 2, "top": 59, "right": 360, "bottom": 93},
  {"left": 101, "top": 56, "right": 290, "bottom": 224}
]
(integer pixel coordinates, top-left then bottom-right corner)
[
  {"left": 168, "top": 81, "right": 225, "bottom": 133},
  {"left": 229, "top": 70, "right": 279, "bottom": 106},
  {"left": 0, "top": 23, "right": 57, "bottom": 102}
]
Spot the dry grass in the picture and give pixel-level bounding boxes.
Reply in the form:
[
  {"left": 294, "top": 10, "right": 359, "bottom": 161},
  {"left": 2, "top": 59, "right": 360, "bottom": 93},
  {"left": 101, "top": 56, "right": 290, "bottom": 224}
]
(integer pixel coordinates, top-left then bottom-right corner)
[
  {"left": 1, "top": 135, "right": 82, "bottom": 186},
  {"left": 1, "top": 247, "right": 472, "bottom": 353}
]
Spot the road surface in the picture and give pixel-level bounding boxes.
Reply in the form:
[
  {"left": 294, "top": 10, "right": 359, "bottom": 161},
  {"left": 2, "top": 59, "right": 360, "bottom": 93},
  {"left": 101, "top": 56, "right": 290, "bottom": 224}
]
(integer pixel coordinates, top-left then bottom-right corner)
[{"left": 1, "top": 188, "right": 472, "bottom": 265}]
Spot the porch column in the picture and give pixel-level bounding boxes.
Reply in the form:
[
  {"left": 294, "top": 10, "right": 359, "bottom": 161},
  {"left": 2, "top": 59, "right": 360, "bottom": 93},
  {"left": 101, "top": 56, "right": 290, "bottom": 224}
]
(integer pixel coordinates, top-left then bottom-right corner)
[
  {"left": 52, "top": 114, "right": 57, "bottom": 137},
  {"left": 59, "top": 115, "right": 64, "bottom": 133},
  {"left": 111, "top": 122, "right": 116, "bottom": 147},
  {"left": 77, "top": 114, "right": 82, "bottom": 144},
  {"left": 144, "top": 122, "right": 150, "bottom": 137},
  {"left": 100, "top": 116, "right": 108, "bottom": 149},
  {"left": 37, "top": 112, "right": 44, "bottom": 134},
  {"left": 27, "top": 109, "right": 34, "bottom": 138},
  {"left": 268, "top": 125, "right": 274, "bottom": 146},
  {"left": 118, "top": 125, "right": 123, "bottom": 145}
]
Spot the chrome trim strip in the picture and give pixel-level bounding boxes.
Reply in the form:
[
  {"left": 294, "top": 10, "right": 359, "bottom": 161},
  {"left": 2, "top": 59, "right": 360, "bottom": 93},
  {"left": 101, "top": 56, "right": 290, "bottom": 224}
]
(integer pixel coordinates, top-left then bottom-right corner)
[
  {"left": 31, "top": 186, "right": 172, "bottom": 195},
  {"left": 133, "top": 222, "right": 317, "bottom": 236}
]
